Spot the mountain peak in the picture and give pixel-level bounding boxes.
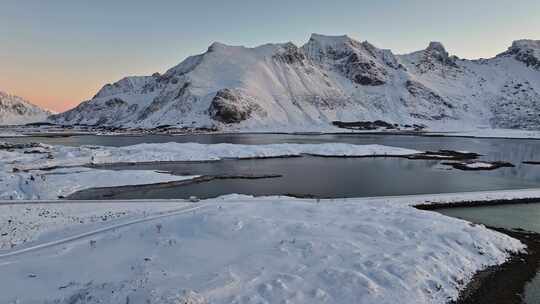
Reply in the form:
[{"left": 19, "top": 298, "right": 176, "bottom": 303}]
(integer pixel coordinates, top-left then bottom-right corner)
[
  {"left": 426, "top": 41, "right": 447, "bottom": 53},
  {"left": 0, "top": 90, "right": 51, "bottom": 125},
  {"left": 499, "top": 39, "right": 540, "bottom": 56},
  {"left": 499, "top": 39, "right": 540, "bottom": 69},
  {"left": 421, "top": 41, "right": 457, "bottom": 67},
  {"left": 309, "top": 33, "right": 352, "bottom": 41},
  {"left": 207, "top": 41, "right": 237, "bottom": 52},
  {"left": 307, "top": 33, "right": 357, "bottom": 49},
  {"left": 0, "top": 90, "right": 30, "bottom": 105},
  {"left": 510, "top": 39, "right": 540, "bottom": 51}
]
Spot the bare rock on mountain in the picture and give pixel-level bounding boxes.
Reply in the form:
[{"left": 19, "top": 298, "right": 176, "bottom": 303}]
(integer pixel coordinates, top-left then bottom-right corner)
[
  {"left": 412, "top": 42, "right": 459, "bottom": 74},
  {"left": 208, "top": 89, "right": 263, "bottom": 124},
  {"left": 273, "top": 42, "right": 306, "bottom": 65},
  {"left": 406, "top": 80, "right": 453, "bottom": 108},
  {"left": 498, "top": 40, "right": 540, "bottom": 70},
  {"left": 303, "top": 34, "right": 393, "bottom": 86}
]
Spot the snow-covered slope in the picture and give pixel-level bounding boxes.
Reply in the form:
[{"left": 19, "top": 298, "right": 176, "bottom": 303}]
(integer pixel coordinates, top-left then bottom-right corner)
[
  {"left": 50, "top": 34, "right": 540, "bottom": 131},
  {"left": 0, "top": 196, "right": 525, "bottom": 304},
  {"left": 0, "top": 91, "right": 51, "bottom": 125}
]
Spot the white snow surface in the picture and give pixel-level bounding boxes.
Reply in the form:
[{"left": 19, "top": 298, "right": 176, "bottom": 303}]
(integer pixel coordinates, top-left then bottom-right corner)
[
  {"left": 0, "top": 201, "right": 189, "bottom": 250},
  {"left": 0, "top": 167, "right": 197, "bottom": 200},
  {"left": 50, "top": 34, "right": 540, "bottom": 132},
  {"left": 95, "top": 142, "right": 420, "bottom": 164},
  {"left": 462, "top": 162, "right": 496, "bottom": 169},
  {"left": 0, "top": 194, "right": 529, "bottom": 304},
  {"left": 0, "top": 91, "right": 51, "bottom": 125},
  {"left": 6, "top": 142, "right": 420, "bottom": 170},
  {"left": 431, "top": 128, "right": 540, "bottom": 139}
]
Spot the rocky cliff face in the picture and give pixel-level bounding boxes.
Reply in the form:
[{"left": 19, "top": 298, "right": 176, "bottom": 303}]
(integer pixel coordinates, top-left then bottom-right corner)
[
  {"left": 302, "top": 34, "right": 400, "bottom": 86},
  {"left": 0, "top": 91, "right": 51, "bottom": 125},
  {"left": 50, "top": 34, "right": 540, "bottom": 131},
  {"left": 498, "top": 40, "right": 540, "bottom": 70}
]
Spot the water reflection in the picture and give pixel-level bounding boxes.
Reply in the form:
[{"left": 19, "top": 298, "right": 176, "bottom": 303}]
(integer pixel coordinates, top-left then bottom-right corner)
[
  {"left": 5, "top": 133, "right": 540, "bottom": 198},
  {"left": 70, "top": 156, "right": 539, "bottom": 200}
]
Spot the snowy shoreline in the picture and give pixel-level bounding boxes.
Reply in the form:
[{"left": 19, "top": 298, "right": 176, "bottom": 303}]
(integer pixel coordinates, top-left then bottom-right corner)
[
  {"left": 1, "top": 192, "right": 536, "bottom": 304},
  {"left": 4, "top": 125, "right": 540, "bottom": 140},
  {"left": 0, "top": 142, "right": 420, "bottom": 200},
  {"left": 0, "top": 189, "right": 540, "bottom": 303}
]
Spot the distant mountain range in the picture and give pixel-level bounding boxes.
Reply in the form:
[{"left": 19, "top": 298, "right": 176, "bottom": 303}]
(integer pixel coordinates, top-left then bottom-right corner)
[
  {"left": 0, "top": 91, "right": 52, "bottom": 125},
  {"left": 49, "top": 34, "right": 540, "bottom": 131}
]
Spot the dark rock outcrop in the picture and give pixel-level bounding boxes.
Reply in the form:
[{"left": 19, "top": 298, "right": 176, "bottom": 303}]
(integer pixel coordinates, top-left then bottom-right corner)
[
  {"left": 273, "top": 43, "right": 306, "bottom": 65},
  {"left": 499, "top": 40, "right": 540, "bottom": 70},
  {"left": 406, "top": 80, "right": 452, "bottom": 108},
  {"left": 208, "top": 89, "right": 260, "bottom": 124},
  {"left": 332, "top": 120, "right": 396, "bottom": 130}
]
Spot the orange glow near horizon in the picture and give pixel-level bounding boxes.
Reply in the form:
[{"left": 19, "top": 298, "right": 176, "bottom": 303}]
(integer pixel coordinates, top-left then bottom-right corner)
[
  {"left": 0, "top": 62, "right": 160, "bottom": 113},
  {"left": 0, "top": 64, "right": 106, "bottom": 112},
  {"left": 2, "top": 80, "right": 103, "bottom": 112},
  {"left": 0, "top": 82, "right": 95, "bottom": 113}
]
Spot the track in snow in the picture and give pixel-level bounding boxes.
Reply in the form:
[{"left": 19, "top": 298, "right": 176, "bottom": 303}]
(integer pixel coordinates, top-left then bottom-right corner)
[{"left": 0, "top": 204, "right": 208, "bottom": 259}]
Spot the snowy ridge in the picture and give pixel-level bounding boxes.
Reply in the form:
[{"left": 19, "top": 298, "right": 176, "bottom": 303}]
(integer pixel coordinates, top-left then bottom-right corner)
[
  {"left": 50, "top": 34, "right": 540, "bottom": 131},
  {"left": 0, "top": 91, "right": 51, "bottom": 125}
]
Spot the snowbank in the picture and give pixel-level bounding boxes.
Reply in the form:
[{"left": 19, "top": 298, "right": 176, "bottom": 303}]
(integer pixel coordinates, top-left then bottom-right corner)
[
  {"left": 330, "top": 188, "right": 540, "bottom": 208},
  {"left": 7, "top": 142, "right": 420, "bottom": 171},
  {"left": 0, "top": 196, "right": 525, "bottom": 304},
  {"left": 430, "top": 128, "right": 540, "bottom": 139},
  {"left": 0, "top": 167, "right": 197, "bottom": 200}
]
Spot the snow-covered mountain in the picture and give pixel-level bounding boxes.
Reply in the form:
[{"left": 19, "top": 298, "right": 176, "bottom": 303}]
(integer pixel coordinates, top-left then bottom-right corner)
[
  {"left": 50, "top": 34, "right": 540, "bottom": 131},
  {"left": 0, "top": 91, "right": 52, "bottom": 125}
]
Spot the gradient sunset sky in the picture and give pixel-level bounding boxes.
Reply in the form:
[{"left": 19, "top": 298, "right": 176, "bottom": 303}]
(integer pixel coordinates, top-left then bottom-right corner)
[{"left": 1, "top": 0, "right": 539, "bottom": 112}]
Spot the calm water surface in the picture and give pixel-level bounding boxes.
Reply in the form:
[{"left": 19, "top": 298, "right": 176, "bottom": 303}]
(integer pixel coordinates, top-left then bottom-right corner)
[
  {"left": 438, "top": 204, "right": 540, "bottom": 304},
  {"left": 4, "top": 133, "right": 540, "bottom": 199},
  {"left": 71, "top": 156, "right": 539, "bottom": 199}
]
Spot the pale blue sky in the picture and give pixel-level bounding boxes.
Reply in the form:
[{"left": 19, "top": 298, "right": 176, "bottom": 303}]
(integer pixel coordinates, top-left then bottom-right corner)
[{"left": 1, "top": 0, "right": 539, "bottom": 111}]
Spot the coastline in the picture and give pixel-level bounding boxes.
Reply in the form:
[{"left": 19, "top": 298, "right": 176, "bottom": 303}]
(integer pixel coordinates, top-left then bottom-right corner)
[
  {"left": 419, "top": 202, "right": 540, "bottom": 304},
  {"left": 453, "top": 227, "right": 540, "bottom": 304}
]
